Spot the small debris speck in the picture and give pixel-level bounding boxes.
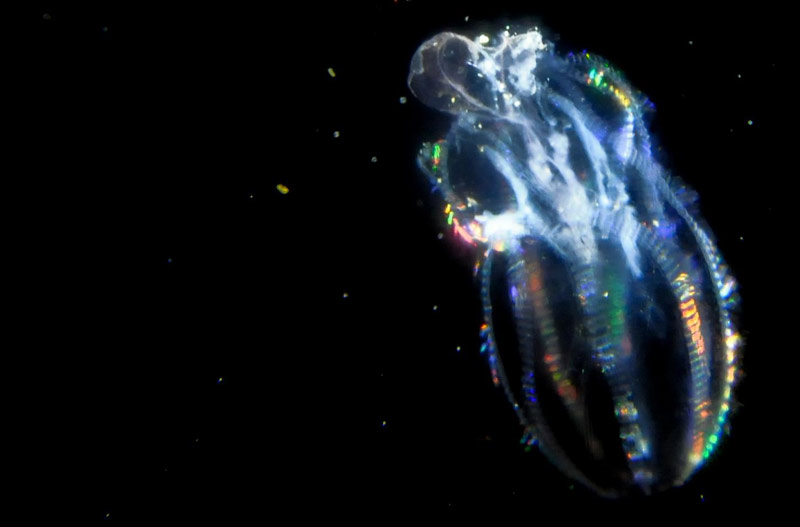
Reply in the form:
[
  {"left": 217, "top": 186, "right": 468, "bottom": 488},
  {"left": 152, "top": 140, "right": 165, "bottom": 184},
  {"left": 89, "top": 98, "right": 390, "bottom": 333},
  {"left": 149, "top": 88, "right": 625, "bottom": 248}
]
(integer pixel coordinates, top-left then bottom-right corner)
[
  {"left": 327, "top": 67, "right": 336, "bottom": 78},
  {"left": 382, "top": 420, "right": 387, "bottom": 427},
  {"left": 747, "top": 119, "right": 753, "bottom": 126},
  {"left": 371, "top": 156, "right": 378, "bottom": 163},
  {"left": 437, "top": 232, "right": 444, "bottom": 240},
  {"left": 217, "top": 377, "right": 224, "bottom": 384},
  {"left": 688, "top": 40, "right": 693, "bottom": 45},
  {"left": 43, "top": 13, "right": 51, "bottom": 20},
  {"left": 433, "top": 305, "right": 438, "bottom": 311},
  {"left": 276, "top": 184, "right": 289, "bottom": 194},
  {"left": 399, "top": 96, "right": 407, "bottom": 104},
  {"left": 333, "top": 131, "right": 340, "bottom": 138},
  {"left": 343, "top": 292, "right": 349, "bottom": 298}
]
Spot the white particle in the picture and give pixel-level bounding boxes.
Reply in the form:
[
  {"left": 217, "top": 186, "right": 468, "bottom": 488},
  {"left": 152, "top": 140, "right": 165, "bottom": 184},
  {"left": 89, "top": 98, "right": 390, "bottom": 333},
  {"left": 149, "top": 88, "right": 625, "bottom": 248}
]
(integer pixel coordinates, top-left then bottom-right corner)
[
  {"left": 371, "top": 156, "right": 378, "bottom": 163},
  {"left": 333, "top": 131, "right": 340, "bottom": 138},
  {"left": 399, "top": 96, "right": 407, "bottom": 104},
  {"left": 433, "top": 305, "right": 438, "bottom": 311},
  {"left": 437, "top": 233, "right": 444, "bottom": 240}
]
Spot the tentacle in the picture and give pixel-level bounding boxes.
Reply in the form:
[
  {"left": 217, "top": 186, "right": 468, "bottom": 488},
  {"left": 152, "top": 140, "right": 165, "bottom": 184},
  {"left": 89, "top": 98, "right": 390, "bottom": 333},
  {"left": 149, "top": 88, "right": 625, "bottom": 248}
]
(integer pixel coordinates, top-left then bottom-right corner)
[
  {"left": 481, "top": 247, "right": 614, "bottom": 497},
  {"left": 571, "top": 260, "right": 652, "bottom": 488}
]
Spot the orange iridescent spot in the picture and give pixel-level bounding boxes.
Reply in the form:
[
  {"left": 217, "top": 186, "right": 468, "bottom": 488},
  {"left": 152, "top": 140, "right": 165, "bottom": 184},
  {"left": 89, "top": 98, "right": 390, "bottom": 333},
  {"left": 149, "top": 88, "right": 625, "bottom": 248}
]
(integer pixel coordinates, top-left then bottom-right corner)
[{"left": 529, "top": 273, "right": 542, "bottom": 292}]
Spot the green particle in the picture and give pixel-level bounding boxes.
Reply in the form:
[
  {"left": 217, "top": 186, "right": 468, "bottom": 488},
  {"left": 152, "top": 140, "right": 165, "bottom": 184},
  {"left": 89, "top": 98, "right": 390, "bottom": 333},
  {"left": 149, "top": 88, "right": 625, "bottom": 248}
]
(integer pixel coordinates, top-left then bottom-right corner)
[
  {"left": 709, "top": 435, "right": 718, "bottom": 445},
  {"left": 447, "top": 211, "right": 454, "bottom": 225}
]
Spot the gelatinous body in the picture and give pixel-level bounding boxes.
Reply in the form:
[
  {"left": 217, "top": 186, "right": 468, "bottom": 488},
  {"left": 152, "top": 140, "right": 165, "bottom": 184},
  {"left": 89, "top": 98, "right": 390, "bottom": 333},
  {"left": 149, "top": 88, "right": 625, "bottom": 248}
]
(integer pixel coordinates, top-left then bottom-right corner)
[{"left": 409, "top": 28, "right": 740, "bottom": 497}]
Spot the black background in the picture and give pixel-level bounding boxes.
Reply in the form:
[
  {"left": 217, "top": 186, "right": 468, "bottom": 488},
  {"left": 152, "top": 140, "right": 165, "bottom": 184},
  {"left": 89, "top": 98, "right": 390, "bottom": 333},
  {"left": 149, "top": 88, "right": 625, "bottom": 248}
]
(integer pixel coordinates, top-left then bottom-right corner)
[{"left": 20, "top": 1, "right": 792, "bottom": 520}]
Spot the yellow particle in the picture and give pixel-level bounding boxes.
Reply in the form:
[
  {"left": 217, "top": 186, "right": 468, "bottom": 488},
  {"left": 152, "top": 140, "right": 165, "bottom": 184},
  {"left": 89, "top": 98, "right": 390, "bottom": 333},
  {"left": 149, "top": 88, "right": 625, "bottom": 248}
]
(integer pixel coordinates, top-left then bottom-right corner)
[
  {"left": 276, "top": 184, "right": 289, "bottom": 194},
  {"left": 726, "top": 332, "right": 742, "bottom": 353},
  {"left": 327, "top": 67, "right": 336, "bottom": 78}
]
